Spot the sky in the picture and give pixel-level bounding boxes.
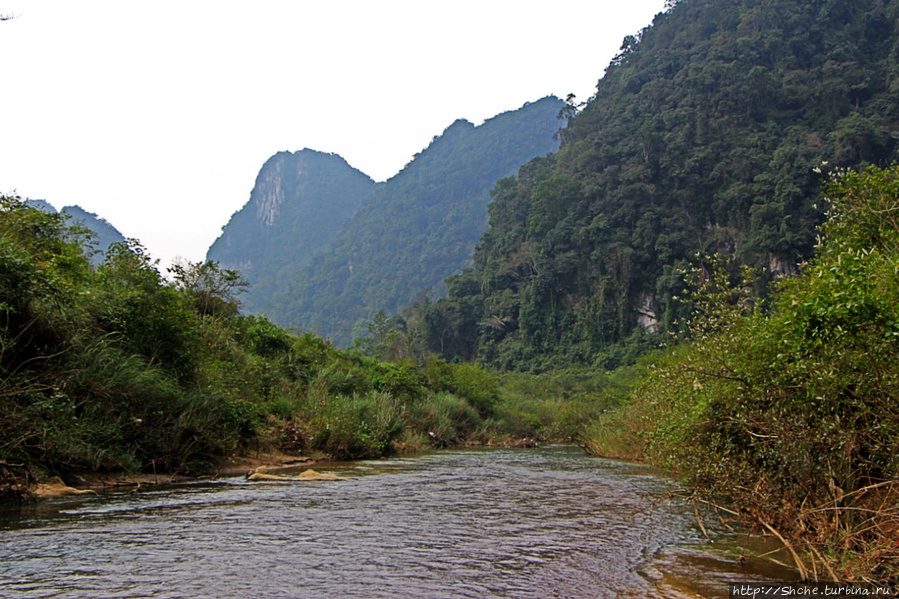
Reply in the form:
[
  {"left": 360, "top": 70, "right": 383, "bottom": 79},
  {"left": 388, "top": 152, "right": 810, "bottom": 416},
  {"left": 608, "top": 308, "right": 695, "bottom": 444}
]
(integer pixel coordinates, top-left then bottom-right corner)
[{"left": 0, "top": 1, "right": 666, "bottom": 270}]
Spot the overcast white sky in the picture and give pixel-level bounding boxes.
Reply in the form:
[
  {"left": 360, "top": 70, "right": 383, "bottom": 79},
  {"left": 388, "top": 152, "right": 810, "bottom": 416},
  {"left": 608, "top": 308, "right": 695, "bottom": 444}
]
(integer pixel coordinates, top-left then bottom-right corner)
[{"left": 1, "top": 1, "right": 665, "bottom": 270}]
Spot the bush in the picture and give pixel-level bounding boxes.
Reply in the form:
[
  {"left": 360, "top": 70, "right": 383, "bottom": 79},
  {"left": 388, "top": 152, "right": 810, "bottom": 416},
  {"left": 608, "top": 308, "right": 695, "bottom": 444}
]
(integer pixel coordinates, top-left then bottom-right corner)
[
  {"left": 407, "top": 391, "right": 482, "bottom": 445},
  {"left": 306, "top": 391, "right": 403, "bottom": 460},
  {"left": 424, "top": 358, "right": 499, "bottom": 416}
]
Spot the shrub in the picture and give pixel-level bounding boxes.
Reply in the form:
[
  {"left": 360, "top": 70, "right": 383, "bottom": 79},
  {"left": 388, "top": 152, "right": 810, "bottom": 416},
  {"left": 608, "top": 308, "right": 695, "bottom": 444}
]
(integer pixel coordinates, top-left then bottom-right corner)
[{"left": 306, "top": 391, "right": 403, "bottom": 460}]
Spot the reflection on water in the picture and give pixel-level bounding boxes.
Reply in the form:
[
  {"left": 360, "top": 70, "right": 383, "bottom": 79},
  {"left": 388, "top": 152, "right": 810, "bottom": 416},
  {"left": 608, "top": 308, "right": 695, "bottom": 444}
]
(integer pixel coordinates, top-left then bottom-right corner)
[{"left": 0, "top": 446, "right": 797, "bottom": 598}]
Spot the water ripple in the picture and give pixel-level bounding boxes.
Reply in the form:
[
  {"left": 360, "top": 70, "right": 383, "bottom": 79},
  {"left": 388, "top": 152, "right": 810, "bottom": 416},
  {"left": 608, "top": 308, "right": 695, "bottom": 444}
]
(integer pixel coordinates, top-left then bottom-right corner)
[{"left": 0, "top": 446, "right": 796, "bottom": 598}]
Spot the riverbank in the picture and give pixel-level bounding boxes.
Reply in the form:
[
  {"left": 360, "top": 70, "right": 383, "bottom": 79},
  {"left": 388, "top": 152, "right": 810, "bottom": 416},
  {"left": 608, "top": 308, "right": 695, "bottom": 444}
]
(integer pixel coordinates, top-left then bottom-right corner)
[
  {"left": 15, "top": 450, "right": 317, "bottom": 500},
  {"left": 582, "top": 168, "right": 899, "bottom": 586},
  {"left": 16, "top": 434, "right": 551, "bottom": 502}
]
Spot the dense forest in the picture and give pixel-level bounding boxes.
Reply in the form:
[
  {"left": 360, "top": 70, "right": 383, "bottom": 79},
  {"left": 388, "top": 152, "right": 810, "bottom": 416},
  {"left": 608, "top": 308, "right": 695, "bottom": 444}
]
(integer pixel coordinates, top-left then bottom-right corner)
[
  {"left": 346, "top": 0, "right": 899, "bottom": 578},
  {"left": 276, "top": 97, "right": 565, "bottom": 346},
  {"left": 397, "top": 0, "right": 899, "bottom": 371}
]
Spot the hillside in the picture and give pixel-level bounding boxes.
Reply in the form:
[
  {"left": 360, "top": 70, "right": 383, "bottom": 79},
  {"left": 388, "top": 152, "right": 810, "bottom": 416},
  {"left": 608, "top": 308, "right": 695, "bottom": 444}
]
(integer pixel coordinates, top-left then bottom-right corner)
[
  {"left": 273, "top": 96, "right": 566, "bottom": 345},
  {"left": 409, "top": 0, "right": 899, "bottom": 370},
  {"left": 207, "top": 149, "right": 376, "bottom": 315}
]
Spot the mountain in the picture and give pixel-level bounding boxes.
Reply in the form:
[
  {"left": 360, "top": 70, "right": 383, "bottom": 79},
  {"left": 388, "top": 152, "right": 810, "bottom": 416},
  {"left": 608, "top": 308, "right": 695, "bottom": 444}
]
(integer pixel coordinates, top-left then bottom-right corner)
[
  {"left": 207, "top": 149, "right": 377, "bottom": 315},
  {"left": 24, "top": 199, "right": 127, "bottom": 263},
  {"left": 408, "top": 0, "right": 899, "bottom": 370},
  {"left": 60, "top": 205, "right": 127, "bottom": 262},
  {"left": 23, "top": 199, "right": 56, "bottom": 214},
  {"left": 275, "top": 96, "right": 566, "bottom": 345}
]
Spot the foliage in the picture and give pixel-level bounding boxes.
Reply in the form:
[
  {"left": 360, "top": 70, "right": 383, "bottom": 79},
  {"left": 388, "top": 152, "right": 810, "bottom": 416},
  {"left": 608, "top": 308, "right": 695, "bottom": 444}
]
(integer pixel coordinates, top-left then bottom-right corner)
[
  {"left": 169, "top": 259, "right": 247, "bottom": 320},
  {"left": 303, "top": 389, "right": 403, "bottom": 460},
  {"left": 420, "top": 357, "right": 496, "bottom": 415},
  {"left": 59, "top": 205, "right": 127, "bottom": 264},
  {"left": 353, "top": 309, "right": 418, "bottom": 363},
  {"left": 495, "top": 367, "right": 634, "bottom": 443},
  {"left": 589, "top": 166, "right": 899, "bottom": 582}
]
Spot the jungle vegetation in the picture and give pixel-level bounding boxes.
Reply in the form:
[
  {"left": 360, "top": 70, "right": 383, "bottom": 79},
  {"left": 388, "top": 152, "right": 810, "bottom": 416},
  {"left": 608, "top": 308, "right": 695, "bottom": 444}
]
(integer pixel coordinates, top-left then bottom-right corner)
[
  {"left": 348, "top": 0, "right": 899, "bottom": 581},
  {"left": 4, "top": 0, "right": 899, "bottom": 584},
  {"left": 399, "top": 0, "right": 899, "bottom": 371}
]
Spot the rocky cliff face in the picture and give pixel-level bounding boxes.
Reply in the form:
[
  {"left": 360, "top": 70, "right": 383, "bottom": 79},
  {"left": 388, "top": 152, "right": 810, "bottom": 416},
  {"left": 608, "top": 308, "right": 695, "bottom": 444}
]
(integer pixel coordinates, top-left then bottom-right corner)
[
  {"left": 207, "top": 149, "right": 376, "bottom": 315},
  {"left": 253, "top": 159, "right": 287, "bottom": 227},
  {"left": 252, "top": 153, "right": 313, "bottom": 227}
]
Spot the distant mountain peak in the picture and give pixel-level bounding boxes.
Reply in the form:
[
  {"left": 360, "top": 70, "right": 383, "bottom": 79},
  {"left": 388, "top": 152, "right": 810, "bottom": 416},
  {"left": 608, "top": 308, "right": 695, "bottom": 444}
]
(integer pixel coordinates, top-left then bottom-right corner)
[
  {"left": 250, "top": 149, "right": 365, "bottom": 227},
  {"left": 206, "top": 97, "right": 565, "bottom": 343},
  {"left": 207, "top": 148, "right": 376, "bottom": 314},
  {"left": 268, "top": 96, "right": 566, "bottom": 345}
]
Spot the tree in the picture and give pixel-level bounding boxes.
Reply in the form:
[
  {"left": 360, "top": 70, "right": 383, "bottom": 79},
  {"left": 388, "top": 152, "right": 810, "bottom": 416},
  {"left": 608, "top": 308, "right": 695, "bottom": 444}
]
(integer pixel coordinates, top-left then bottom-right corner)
[
  {"left": 355, "top": 309, "right": 413, "bottom": 363},
  {"left": 169, "top": 259, "right": 247, "bottom": 319}
]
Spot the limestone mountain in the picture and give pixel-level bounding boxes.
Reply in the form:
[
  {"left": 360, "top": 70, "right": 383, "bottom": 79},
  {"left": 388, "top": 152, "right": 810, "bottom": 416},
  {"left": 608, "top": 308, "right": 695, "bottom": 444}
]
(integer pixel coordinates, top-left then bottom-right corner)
[
  {"left": 207, "top": 149, "right": 376, "bottom": 315},
  {"left": 274, "top": 96, "right": 566, "bottom": 345}
]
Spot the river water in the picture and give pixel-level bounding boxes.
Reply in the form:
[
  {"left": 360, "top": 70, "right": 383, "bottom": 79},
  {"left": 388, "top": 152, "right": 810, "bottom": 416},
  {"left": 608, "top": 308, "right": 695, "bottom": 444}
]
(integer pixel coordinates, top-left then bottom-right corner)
[{"left": 0, "top": 446, "right": 797, "bottom": 598}]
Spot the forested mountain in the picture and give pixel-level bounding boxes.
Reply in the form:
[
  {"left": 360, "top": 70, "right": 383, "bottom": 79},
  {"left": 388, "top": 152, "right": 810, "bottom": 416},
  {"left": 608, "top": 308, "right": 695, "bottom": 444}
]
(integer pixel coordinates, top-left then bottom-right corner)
[
  {"left": 207, "top": 149, "right": 376, "bottom": 315},
  {"left": 273, "top": 96, "right": 566, "bottom": 345},
  {"left": 407, "top": 0, "right": 899, "bottom": 370},
  {"left": 24, "top": 200, "right": 127, "bottom": 263}
]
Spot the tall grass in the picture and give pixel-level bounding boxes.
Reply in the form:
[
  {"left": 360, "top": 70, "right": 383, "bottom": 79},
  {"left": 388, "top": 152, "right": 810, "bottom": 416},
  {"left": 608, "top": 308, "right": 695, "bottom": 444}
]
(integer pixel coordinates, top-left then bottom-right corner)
[{"left": 494, "top": 368, "right": 635, "bottom": 443}]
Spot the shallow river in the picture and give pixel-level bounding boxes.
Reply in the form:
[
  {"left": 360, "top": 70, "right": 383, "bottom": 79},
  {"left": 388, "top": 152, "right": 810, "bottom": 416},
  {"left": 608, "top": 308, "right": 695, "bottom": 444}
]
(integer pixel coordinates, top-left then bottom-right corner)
[{"left": 0, "top": 446, "right": 797, "bottom": 598}]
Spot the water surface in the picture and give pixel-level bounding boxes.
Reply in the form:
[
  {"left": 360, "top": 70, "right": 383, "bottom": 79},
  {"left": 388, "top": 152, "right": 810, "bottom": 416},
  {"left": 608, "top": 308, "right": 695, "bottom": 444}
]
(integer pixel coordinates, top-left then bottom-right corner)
[{"left": 0, "top": 446, "right": 797, "bottom": 598}]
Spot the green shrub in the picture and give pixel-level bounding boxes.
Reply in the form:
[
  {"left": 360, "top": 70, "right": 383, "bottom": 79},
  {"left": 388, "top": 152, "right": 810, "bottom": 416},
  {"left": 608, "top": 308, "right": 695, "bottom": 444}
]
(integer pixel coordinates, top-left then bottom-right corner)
[
  {"left": 306, "top": 391, "right": 403, "bottom": 460},
  {"left": 365, "top": 361, "right": 425, "bottom": 401},
  {"left": 409, "top": 392, "right": 481, "bottom": 445},
  {"left": 245, "top": 315, "right": 292, "bottom": 358},
  {"left": 424, "top": 358, "right": 499, "bottom": 416}
]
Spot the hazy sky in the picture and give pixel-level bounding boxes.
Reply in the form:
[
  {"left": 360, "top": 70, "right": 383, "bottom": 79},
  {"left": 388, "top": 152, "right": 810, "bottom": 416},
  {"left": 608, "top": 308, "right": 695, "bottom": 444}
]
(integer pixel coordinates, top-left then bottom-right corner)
[{"left": 1, "top": 1, "right": 666, "bottom": 270}]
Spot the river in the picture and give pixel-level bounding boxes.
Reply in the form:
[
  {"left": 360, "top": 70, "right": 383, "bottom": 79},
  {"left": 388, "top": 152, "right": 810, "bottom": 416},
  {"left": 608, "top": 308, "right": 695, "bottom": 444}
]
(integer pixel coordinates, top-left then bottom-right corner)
[{"left": 0, "top": 446, "right": 798, "bottom": 598}]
